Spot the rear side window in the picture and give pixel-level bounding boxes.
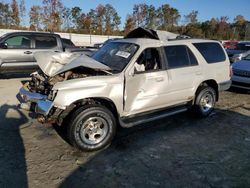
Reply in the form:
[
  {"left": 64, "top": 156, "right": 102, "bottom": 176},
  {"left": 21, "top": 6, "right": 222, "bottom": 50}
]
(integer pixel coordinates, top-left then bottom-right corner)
[
  {"left": 34, "top": 35, "right": 57, "bottom": 49},
  {"left": 164, "top": 45, "right": 198, "bottom": 69},
  {"left": 193, "top": 42, "right": 226, "bottom": 63}
]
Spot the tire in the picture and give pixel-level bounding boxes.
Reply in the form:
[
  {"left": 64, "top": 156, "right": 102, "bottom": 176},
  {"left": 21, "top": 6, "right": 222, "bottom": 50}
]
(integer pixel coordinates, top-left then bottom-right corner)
[
  {"left": 67, "top": 105, "right": 116, "bottom": 151},
  {"left": 193, "top": 86, "right": 216, "bottom": 117}
]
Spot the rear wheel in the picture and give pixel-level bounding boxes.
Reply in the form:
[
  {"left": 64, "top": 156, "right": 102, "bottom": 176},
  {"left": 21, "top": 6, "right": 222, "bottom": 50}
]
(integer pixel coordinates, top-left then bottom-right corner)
[
  {"left": 193, "top": 86, "right": 216, "bottom": 117},
  {"left": 67, "top": 105, "right": 116, "bottom": 151}
]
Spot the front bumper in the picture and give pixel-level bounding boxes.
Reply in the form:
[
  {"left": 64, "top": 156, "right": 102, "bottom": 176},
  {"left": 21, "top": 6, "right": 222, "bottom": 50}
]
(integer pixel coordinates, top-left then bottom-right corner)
[
  {"left": 19, "top": 84, "right": 47, "bottom": 103},
  {"left": 19, "top": 84, "right": 54, "bottom": 116},
  {"left": 35, "top": 100, "right": 54, "bottom": 116},
  {"left": 231, "top": 75, "right": 250, "bottom": 89}
]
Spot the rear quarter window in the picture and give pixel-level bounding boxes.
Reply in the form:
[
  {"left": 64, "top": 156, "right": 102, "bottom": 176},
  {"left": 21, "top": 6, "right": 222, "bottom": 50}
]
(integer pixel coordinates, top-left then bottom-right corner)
[{"left": 193, "top": 42, "right": 226, "bottom": 63}]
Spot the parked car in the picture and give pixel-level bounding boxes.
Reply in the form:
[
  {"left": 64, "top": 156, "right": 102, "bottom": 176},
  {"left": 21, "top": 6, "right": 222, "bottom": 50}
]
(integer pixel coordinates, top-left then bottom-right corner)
[
  {"left": 231, "top": 53, "right": 250, "bottom": 90},
  {"left": 230, "top": 49, "right": 250, "bottom": 63},
  {"left": 0, "top": 32, "right": 93, "bottom": 75},
  {"left": 223, "top": 40, "right": 238, "bottom": 49},
  {"left": 19, "top": 27, "right": 231, "bottom": 151},
  {"left": 61, "top": 38, "right": 75, "bottom": 48},
  {"left": 226, "top": 41, "right": 250, "bottom": 63}
]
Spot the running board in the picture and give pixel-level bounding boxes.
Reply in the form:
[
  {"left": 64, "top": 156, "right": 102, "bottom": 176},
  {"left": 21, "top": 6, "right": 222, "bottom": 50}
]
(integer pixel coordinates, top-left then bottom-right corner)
[{"left": 119, "top": 106, "right": 188, "bottom": 128}]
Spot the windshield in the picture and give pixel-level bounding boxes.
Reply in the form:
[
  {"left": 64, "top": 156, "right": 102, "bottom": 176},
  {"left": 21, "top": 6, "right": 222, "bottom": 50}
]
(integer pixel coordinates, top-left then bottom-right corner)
[
  {"left": 243, "top": 54, "right": 250, "bottom": 61},
  {"left": 236, "top": 43, "right": 250, "bottom": 51},
  {"left": 92, "top": 42, "right": 138, "bottom": 73}
]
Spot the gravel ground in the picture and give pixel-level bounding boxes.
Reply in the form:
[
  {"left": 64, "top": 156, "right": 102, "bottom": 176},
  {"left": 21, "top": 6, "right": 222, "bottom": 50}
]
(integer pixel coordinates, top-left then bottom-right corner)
[{"left": 0, "top": 76, "right": 249, "bottom": 188}]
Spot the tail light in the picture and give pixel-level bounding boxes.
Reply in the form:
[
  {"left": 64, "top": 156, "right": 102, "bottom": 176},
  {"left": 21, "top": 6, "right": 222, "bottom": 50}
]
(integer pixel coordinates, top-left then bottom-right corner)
[{"left": 229, "top": 66, "right": 233, "bottom": 78}]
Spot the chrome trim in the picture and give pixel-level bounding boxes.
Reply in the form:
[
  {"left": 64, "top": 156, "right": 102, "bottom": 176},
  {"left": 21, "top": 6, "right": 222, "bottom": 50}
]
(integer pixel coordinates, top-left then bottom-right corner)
[
  {"left": 35, "top": 100, "right": 54, "bottom": 116},
  {"left": 19, "top": 86, "right": 47, "bottom": 102}
]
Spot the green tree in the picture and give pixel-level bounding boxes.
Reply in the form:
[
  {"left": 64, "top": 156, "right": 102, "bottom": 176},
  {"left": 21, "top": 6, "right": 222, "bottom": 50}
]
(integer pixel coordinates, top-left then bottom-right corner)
[
  {"left": 233, "top": 15, "right": 246, "bottom": 39},
  {"left": 71, "top": 6, "right": 81, "bottom": 30},
  {"left": 104, "top": 4, "right": 121, "bottom": 35},
  {"left": 185, "top": 10, "right": 198, "bottom": 24},
  {"left": 95, "top": 4, "right": 106, "bottom": 34},
  {"left": 145, "top": 5, "right": 157, "bottom": 29},
  {"left": 0, "top": 2, "right": 12, "bottom": 28},
  {"left": 157, "top": 4, "right": 180, "bottom": 31}
]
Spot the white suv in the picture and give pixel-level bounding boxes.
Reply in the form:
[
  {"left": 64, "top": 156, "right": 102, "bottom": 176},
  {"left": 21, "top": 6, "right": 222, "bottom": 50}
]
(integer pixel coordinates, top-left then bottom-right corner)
[{"left": 19, "top": 28, "right": 231, "bottom": 151}]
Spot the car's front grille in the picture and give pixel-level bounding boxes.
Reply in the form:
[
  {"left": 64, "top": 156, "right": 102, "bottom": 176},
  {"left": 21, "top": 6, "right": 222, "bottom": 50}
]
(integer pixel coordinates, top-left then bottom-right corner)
[{"left": 233, "top": 69, "right": 250, "bottom": 78}]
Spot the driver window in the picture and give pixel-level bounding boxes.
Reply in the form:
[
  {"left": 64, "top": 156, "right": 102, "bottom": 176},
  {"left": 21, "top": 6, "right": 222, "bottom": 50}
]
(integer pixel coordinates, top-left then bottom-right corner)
[
  {"left": 134, "top": 48, "right": 161, "bottom": 73},
  {"left": 5, "top": 35, "right": 31, "bottom": 49}
]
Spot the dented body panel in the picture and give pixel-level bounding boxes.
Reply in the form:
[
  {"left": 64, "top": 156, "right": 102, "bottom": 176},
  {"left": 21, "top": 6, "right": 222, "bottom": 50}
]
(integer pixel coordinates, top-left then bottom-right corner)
[
  {"left": 52, "top": 74, "right": 124, "bottom": 114},
  {"left": 34, "top": 52, "right": 111, "bottom": 77}
]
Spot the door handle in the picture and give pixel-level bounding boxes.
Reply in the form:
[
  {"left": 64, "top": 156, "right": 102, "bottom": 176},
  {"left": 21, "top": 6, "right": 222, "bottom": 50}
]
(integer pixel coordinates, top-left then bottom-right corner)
[
  {"left": 155, "top": 77, "right": 164, "bottom": 82},
  {"left": 24, "top": 51, "right": 32, "bottom": 54}
]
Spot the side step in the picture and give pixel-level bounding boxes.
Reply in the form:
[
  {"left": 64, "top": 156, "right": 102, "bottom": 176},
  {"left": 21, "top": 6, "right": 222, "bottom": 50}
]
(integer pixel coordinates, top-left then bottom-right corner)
[{"left": 119, "top": 106, "right": 189, "bottom": 128}]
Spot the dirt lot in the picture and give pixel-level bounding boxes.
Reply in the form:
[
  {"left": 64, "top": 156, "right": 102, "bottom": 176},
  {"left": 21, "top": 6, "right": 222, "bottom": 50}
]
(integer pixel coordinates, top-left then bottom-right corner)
[{"left": 0, "top": 76, "right": 249, "bottom": 188}]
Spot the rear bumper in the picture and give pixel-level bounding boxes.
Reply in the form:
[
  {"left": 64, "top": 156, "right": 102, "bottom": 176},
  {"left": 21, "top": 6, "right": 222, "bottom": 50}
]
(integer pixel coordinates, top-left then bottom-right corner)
[{"left": 218, "top": 80, "right": 232, "bottom": 91}]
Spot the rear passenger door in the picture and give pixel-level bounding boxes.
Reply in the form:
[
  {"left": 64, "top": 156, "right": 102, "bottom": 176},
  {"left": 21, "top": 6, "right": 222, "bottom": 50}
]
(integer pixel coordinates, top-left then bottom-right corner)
[
  {"left": 31, "top": 34, "right": 62, "bottom": 66},
  {"left": 164, "top": 45, "right": 203, "bottom": 104}
]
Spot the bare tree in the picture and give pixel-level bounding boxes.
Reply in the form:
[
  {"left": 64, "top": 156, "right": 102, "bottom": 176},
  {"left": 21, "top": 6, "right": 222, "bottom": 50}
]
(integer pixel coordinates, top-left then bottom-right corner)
[
  {"left": 19, "top": 0, "right": 25, "bottom": 26},
  {"left": 29, "top": 5, "right": 42, "bottom": 30},
  {"left": 124, "top": 14, "right": 135, "bottom": 35},
  {"left": 42, "top": 0, "right": 63, "bottom": 31},
  {"left": 11, "top": 0, "right": 20, "bottom": 27}
]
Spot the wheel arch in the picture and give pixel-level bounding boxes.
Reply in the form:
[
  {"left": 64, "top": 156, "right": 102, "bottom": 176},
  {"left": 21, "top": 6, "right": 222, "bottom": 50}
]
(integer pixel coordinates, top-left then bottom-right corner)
[
  {"left": 195, "top": 79, "right": 219, "bottom": 102},
  {"left": 59, "top": 97, "right": 119, "bottom": 126}
]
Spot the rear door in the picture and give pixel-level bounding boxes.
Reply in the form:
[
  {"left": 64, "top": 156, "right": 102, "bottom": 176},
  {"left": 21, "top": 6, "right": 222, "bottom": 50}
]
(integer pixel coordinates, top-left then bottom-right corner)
[
  {"left": 31, "top": 34, "right": 63, "bottom": 70},
  {"left": 163, "top": 45, "right": 203, "bottom": 104},
  {"left": 0, "top": 34, "right": 35, "bottom": 72}
]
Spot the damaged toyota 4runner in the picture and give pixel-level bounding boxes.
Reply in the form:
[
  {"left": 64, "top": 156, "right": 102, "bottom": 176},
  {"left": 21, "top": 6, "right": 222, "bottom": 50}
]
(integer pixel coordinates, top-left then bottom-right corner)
[{"left": 19, "top": 28, "right": 231, "bottom": 151}]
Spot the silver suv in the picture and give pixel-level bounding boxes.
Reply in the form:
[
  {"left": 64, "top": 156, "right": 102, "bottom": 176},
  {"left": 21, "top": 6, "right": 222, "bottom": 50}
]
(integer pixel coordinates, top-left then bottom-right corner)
[{"left": 19, "top": 28, "right": 231, "bottom": 151}]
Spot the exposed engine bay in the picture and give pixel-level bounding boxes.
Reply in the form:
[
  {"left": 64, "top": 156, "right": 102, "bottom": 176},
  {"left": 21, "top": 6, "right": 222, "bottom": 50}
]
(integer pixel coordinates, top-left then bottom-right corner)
[{"left": 28, "top": 67, "right": 109, "bottom": 96}]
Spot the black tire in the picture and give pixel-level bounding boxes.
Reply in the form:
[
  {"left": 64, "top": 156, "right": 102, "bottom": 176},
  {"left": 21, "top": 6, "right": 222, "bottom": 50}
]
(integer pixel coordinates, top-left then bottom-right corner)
[
  {"left": 193, "top": 86, "right": 216, "bottom": 117},
  {"left": 67, "top": 105, "right": 116, "bottom": 151}
]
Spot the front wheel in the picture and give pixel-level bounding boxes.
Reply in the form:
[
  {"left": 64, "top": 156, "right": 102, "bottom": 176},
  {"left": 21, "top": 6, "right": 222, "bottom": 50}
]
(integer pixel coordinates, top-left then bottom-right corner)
[
  {"left": 193, "top": 86, "right": 216, "bottom": 117},
  {"left": 67, "top": 105, "right": 116, "bottom": 151}
]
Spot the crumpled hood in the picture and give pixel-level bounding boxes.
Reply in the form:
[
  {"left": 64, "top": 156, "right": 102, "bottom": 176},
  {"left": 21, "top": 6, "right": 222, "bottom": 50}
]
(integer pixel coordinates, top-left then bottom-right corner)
[
  {"left": 34, "top": 51, "right": 111, "bottom": 77},
  {"left": 232, "top": 60, "right": 250, "bottom": 71}
]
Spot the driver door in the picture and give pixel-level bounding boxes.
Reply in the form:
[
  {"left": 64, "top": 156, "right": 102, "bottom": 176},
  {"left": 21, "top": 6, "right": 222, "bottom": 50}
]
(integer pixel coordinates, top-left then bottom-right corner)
[{"left": 124, "top": 48, "right": 170, "bottom": 115}]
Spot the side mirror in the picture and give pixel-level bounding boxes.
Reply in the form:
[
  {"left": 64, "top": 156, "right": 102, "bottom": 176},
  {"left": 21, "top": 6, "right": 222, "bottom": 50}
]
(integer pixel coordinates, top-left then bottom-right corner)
[{"left": 0, "top": 42, "right": 7, "bottom": 49}]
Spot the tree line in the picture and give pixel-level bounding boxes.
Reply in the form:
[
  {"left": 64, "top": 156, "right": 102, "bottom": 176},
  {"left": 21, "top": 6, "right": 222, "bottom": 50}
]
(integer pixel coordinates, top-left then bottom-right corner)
[{"left": 0, "top": 0, "right": 249, "bottom": 40}]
